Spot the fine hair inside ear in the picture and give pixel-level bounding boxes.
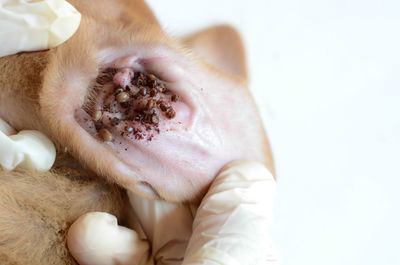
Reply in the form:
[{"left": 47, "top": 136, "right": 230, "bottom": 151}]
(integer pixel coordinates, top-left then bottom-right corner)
[{"left": 182, "top": 25, "right": 248, "bottom": 81}]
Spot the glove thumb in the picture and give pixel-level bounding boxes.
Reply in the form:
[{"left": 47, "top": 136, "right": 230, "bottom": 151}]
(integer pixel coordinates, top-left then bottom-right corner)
[{"left": 183, "top": 161, "right": 280, "bottom": 265}]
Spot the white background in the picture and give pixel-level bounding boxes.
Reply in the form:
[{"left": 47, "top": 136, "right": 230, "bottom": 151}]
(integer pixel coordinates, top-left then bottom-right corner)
[{"left": 145, "top": 1, "right": 400, "bottom": 264}]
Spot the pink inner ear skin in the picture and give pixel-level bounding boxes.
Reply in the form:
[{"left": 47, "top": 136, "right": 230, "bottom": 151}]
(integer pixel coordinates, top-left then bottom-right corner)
[
  {"left": 75, "top": 53, "right": 230, "bottom": 201},
  {"left": 44, "top": 46, "right": 267, "bottom": 203}
]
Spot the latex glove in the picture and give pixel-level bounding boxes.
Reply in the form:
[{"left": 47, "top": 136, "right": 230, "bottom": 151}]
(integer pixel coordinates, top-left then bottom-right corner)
[
  {"left": 67, "top": 161, "right": 279, "bottom": 265},
  {"left": 0, "top": 0, "right": 81, "bottom": 57},
  {"left": 0, "top": 118, "right": 56, "bottom": 171}
]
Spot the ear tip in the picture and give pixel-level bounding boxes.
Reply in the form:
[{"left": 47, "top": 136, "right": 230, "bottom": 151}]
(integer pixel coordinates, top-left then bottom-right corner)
[
  {"left": 182, "top": 24, "right": 248, "bottom": 79},
  {"left": 210, "top": 24, "right": 243, "bottom": 38},
  {"left": 184, "top": 24, "right": 245, "bottom": 48}
]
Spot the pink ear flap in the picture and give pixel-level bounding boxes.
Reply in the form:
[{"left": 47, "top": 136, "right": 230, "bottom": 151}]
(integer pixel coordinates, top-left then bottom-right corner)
[{"left": 183, "top": 25, "right": 248, "bottom": 81}]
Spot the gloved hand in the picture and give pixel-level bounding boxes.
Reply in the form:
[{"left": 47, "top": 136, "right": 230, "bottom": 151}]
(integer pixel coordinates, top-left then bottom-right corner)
[
  {"left": 0, "top": 0, "right": 81, "bottom": 57},
  {"left": 67, "top": 161, "right": 280, "bottom": 265},
  {"left": 0, "top": 118, "right": 56, "bottom": 171},
  {"left": 0, "top": 0, "right": 79, "bottom": 166}
]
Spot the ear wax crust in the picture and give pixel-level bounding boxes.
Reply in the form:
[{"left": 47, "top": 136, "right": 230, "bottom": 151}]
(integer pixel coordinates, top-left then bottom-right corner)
[{"left": 85, "top": 67, "right": 180, "bottom": 143}]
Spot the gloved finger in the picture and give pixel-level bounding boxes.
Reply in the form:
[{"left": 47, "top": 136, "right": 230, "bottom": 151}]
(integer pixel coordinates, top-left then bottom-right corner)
[
  {"left": 0, "top": 118, "right": 56, "bottom": 171},
  {"left": 67, "top": 212, "right": 151, "bottom": 265},
  {"left": 182, "top": 161, "right": 280, "bottom": 265},
  {"left": 0, "top": 0, "right": 81, "bottom": 57},
  {"left": 128, "top": 191, "right": 193, "bottom": 265}
]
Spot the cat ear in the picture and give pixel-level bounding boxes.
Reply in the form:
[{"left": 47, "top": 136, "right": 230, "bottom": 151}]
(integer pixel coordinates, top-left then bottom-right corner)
[
  {"left": 117, "top": 0, "right": 159, "bottom": 25},
  {"left": 183, "top": 25, "right": 248, "bottom": 81}
]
